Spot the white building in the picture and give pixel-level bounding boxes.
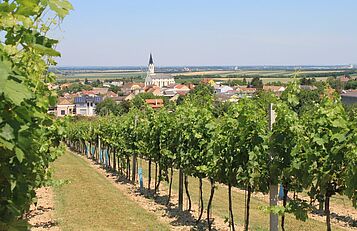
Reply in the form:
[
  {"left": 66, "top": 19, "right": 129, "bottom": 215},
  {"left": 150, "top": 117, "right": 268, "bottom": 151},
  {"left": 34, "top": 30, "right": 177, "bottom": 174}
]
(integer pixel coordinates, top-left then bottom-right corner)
[
  {"left": 74, "top": 95, "right": 102, "bottom": 116},
  {"left": 56, "top": 97, "right": 75, "bottom": 117},
  {"left": 144, "top": 54, "right": 175, "bottom": 87}
]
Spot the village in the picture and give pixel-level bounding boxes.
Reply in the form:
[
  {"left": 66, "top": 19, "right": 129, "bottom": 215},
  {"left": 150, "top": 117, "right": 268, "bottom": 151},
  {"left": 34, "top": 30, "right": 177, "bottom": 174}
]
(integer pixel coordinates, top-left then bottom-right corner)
[{"left": 48, "top": 54, "right": 356, "bottom": 117}]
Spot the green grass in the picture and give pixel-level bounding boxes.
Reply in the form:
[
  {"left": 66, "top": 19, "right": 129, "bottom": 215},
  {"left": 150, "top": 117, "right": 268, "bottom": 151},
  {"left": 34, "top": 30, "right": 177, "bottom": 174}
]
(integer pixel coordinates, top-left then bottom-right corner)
[
  {"left": 52, "top": 152, "right": 170, "bottom": 231},
  {"left": 136, "top": 158, "right": 347, "bottom": 231}
]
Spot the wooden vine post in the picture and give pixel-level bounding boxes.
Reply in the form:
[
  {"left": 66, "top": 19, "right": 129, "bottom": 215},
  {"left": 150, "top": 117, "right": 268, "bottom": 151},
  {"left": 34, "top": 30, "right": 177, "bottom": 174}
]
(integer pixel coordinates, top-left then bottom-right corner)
[
  {"left": 132, "top": 115, "right": 138, "bottom": 183},
  {"left": 269, "top": 103, "right": 278, "bottom": 231},
  {"left": 178, "top": 169, "right": 184, "bottom": 211}
]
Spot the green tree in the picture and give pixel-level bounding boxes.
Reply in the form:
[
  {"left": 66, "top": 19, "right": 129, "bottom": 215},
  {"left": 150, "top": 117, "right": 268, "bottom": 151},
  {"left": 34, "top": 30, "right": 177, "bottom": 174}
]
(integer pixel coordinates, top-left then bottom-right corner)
[
  {"left": 250, "top": 77, "right": 263, "bottom": 89},
  {"left": 95, "top": 98, "right": 120, "bottom": 116}
]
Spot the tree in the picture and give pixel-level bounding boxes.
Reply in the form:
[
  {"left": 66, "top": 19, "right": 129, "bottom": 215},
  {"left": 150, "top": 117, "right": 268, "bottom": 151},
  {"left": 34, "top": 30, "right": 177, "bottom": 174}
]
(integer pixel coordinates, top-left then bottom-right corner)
[
  {"left": 250, "top": 77, "right": 263, "bottom": 89},
  {"left": 95, "top": 98, "right": 120, "bottom": 116},
  {"left": 109, "top": 85, "right": 121, "bottom": 94},
  {"left": 131, "top": 92, "right": 156, "bottom": 109}
]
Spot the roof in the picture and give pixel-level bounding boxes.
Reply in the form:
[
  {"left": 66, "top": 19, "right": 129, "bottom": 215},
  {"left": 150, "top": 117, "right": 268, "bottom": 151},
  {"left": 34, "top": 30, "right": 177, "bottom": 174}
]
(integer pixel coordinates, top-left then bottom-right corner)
[
  {"left": 74, "top": 95, "right": 102, "bottom": 104},
  {"left": 145, "top": 99, "right": 164, "bottom": 109},
  {"left": 122, "top": 82, "right": 145, "bottom": 89},
  {"left": 341, "top": 90, "right": 357, "bottom": 98},
  {"left": 106, "top": 91, "right": 118, "bottom": 98},
  {"left": 237, "top": 87, "right": 256, "bottom": 92},
  {"left": 93, "top": 88, "right": 109, "bottom": 95},
  {"left": 263, "top": 86, "right": 285, "bottom": 92},
  {"left": 57, "top": 97, "right": 74, "bottom": 105},
  {"left": 145, "top": 99, "right": 164, "bottom": 104},
  {"left": 149, "top": 53, "right": 154, "bottom": 65},
  {"left": 174, "top": 84, "right": 190, "bottom": 91},
  {"left": 148, "top": 73, "right": 174, "bottom": 79}
]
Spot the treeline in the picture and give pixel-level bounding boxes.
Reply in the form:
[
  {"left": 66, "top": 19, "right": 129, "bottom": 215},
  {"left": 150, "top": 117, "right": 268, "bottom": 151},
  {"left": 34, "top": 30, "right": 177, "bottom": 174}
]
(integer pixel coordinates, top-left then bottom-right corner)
[
  {"left": 175, "top": 70, "right": 357, "bottom": 80},
  {"left": 65, "top": 83, "right": 357, "bottom": 231}
]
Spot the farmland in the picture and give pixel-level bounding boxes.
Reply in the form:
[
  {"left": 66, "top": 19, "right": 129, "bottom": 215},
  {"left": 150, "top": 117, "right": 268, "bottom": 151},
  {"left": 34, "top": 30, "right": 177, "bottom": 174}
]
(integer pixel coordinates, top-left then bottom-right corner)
[{"left": 55, "top": 68, "right": 356, "bottom": 85}]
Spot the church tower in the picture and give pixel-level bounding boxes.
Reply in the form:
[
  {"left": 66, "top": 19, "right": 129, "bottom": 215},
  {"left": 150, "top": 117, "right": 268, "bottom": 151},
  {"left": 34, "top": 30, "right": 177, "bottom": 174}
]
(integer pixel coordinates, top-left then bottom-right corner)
[{"left": 148, "top": 53, "right": 155, "bottom": 74}]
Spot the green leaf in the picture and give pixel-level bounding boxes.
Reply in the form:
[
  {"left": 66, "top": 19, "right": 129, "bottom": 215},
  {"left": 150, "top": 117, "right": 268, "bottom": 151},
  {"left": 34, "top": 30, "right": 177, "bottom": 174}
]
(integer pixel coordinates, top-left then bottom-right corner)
[
  {"left": 0, "top": 137, "right": 14, "bottom": 150},
  {"left": 31, "top": 44, "right": 61, "bottom": 57},
  {"left": 0, "top": 60, "right": 32, "bottom": 105},
  {"left": 10, "top": 180, "right": 16, "bottom": 191},
  {"left": 48, "top": 0, "right": 74, "bottom": 19},
  {"left": 16, "top": 0, "right": 40, "bottom": 16},
  {"left": 15, "top": 148, "right": 25, "bottom": 163},
  {"left": 0, "top": 124, "right": 15, "bottom": 141}
]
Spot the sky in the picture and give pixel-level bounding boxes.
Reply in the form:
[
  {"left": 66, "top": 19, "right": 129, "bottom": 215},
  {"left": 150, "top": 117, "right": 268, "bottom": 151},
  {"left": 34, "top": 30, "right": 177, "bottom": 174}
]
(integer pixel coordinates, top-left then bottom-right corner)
[{"left": 54, "top": 0, "right": 357, "bottom": 66}]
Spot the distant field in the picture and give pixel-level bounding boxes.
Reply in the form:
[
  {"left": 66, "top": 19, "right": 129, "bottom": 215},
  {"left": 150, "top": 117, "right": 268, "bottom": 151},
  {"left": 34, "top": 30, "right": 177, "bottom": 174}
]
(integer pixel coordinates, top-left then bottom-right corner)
[
  {"left": 174, "top": 70, "right": 347, "bottom": 78},
  {"left": 173, "top": 70, "right": 235, "bottom": 76},
  {"left": 57, "top": 71, "right": 146, "bottom": 80},
  {"left": 56, "top": 69, "right": 352, "bottom": 83}
]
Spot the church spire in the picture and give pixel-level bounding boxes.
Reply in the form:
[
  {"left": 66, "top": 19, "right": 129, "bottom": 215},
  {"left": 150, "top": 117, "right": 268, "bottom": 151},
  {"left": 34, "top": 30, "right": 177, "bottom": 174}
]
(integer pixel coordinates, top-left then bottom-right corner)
[
  {"left": 149, "top": 53, "right": 154, "bottom": 65},
  {"left": 148, "top": 53, "right": 155, "bottom": 74}
]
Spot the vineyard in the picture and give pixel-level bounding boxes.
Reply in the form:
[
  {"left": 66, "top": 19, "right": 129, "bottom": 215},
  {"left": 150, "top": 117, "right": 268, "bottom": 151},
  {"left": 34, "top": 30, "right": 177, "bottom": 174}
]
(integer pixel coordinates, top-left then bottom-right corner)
[
  {"left": 1, "top": 0, "right": 357, "bottom": 230},
  {"left": 65, "top": 84, "right": 357, "bottom": 231}
]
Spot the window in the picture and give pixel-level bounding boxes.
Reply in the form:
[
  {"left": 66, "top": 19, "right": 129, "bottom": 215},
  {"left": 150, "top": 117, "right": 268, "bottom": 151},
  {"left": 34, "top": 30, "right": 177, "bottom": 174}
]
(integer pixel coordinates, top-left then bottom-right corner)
[{"left": 61, "top": 110, "right": 65, "bottom": 115}]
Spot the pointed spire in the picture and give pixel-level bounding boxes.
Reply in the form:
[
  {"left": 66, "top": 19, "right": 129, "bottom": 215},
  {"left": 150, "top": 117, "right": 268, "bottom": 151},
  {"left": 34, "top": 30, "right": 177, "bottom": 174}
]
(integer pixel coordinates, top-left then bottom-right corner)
[{"left": 149, "top": 53, "right": 154, "bottom": 65}]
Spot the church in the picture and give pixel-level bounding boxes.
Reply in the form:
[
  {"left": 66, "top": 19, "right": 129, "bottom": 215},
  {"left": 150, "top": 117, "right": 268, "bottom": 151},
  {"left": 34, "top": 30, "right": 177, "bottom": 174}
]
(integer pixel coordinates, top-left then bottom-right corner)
[{"left": 144, "top": 54, "right": 175, "bottom": 87}]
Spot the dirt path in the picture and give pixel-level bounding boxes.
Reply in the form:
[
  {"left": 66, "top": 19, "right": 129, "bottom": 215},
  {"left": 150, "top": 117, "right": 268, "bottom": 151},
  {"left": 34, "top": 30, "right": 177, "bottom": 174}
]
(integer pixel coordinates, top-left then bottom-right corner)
[{"left": 27, "top": 187, "right": 59, "bottom": 231}]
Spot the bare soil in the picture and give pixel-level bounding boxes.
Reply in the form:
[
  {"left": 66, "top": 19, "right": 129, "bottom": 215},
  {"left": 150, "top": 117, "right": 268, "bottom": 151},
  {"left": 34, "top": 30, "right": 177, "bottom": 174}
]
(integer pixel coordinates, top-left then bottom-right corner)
[{"left": 27, "top": 187, "right": 59, "bottom": 231}]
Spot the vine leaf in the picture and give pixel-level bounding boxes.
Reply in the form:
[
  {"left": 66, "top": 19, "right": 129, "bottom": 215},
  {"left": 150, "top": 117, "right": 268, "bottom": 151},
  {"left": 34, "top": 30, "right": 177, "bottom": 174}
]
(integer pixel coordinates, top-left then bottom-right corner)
[
  {"left": 15, "top": 148, "right": 25, "bottom": 163},
  {"left": 0, "top": 61, "right": 32, "bottom": 105},
  {"left": 47, "top": 0, "right": 74, "bottom": 19},
  {"left": 0, "top": 124, "right": 15, "bottom": 141}
]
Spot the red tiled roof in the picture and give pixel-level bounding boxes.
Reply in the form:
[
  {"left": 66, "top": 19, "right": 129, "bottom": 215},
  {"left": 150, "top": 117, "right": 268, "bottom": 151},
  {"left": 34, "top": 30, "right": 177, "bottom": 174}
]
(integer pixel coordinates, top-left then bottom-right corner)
[
  {"left": 175, "top": 84, "right": 190, "bottom": 90},
  {"left": 145, "top": 99, "right": 164, "bottom": 104}
]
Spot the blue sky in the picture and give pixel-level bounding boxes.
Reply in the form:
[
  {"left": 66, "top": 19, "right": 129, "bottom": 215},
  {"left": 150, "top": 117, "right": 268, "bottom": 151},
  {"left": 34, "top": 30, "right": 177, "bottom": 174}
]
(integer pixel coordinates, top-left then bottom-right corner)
[{"left": 54, "top": 0, "right": 357, "bottom": 66}]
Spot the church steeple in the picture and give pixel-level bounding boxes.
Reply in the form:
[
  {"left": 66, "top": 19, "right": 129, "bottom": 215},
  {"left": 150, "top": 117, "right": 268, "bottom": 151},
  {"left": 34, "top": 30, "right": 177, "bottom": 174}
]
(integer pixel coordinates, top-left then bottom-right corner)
[
  {"left": 149, "top": 53, "right": 154, "bottom": 65},
  {"left": 148, "top": 53, "right": 155, "bottom": 74}
]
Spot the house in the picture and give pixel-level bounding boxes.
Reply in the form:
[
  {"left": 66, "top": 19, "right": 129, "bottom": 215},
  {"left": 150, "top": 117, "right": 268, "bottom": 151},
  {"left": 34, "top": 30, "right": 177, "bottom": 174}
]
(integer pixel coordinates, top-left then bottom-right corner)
[
  {"left": 60, "top": 83, "right": 72, "bottom": 90},
  {"left": 341, "top": 90, "right": 357, "bottom": 104},
  {"left": 74, "top": 95, "right": 102, "bottom": 116},
  {"left": 163, "top": 84, "right": 191, "bottom": 97},
  {"left": 201, "top": 78, "right": 216, "bottom": 86},
  {"left": 338, "top": 75, "right": 350, "bottom": 83},
  {"left": 56, "top": 97, "right": 75, "bottom": 117},
  {"left": 92, "top": 87, "right": 109, "bottom": 95},
  {"left": 263, "top": 86, "right": 286, "bottom": 93},
  {"left": 105, "top": 91, "right": 118, "bottom": 98},
  {"left": 145, "top": 85, "right": 162, "bottom": 96},
  {"left": 174, "top": 84, "right": 191, "bottom": 93},
  {"left": 215, "top": 85, "right": 234, "bottom": 94},
  {"left": 215, "top": 92, "right": 239, "bottom": 102},
  {"left": 145, "top": 99, "right": 164, "bottom": 109},
  {"left": 121, "top": 82, "right": 145, "bottom": 95},
  {"left": 236, "top": 87, "right": 257, "bottom": 97}
]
